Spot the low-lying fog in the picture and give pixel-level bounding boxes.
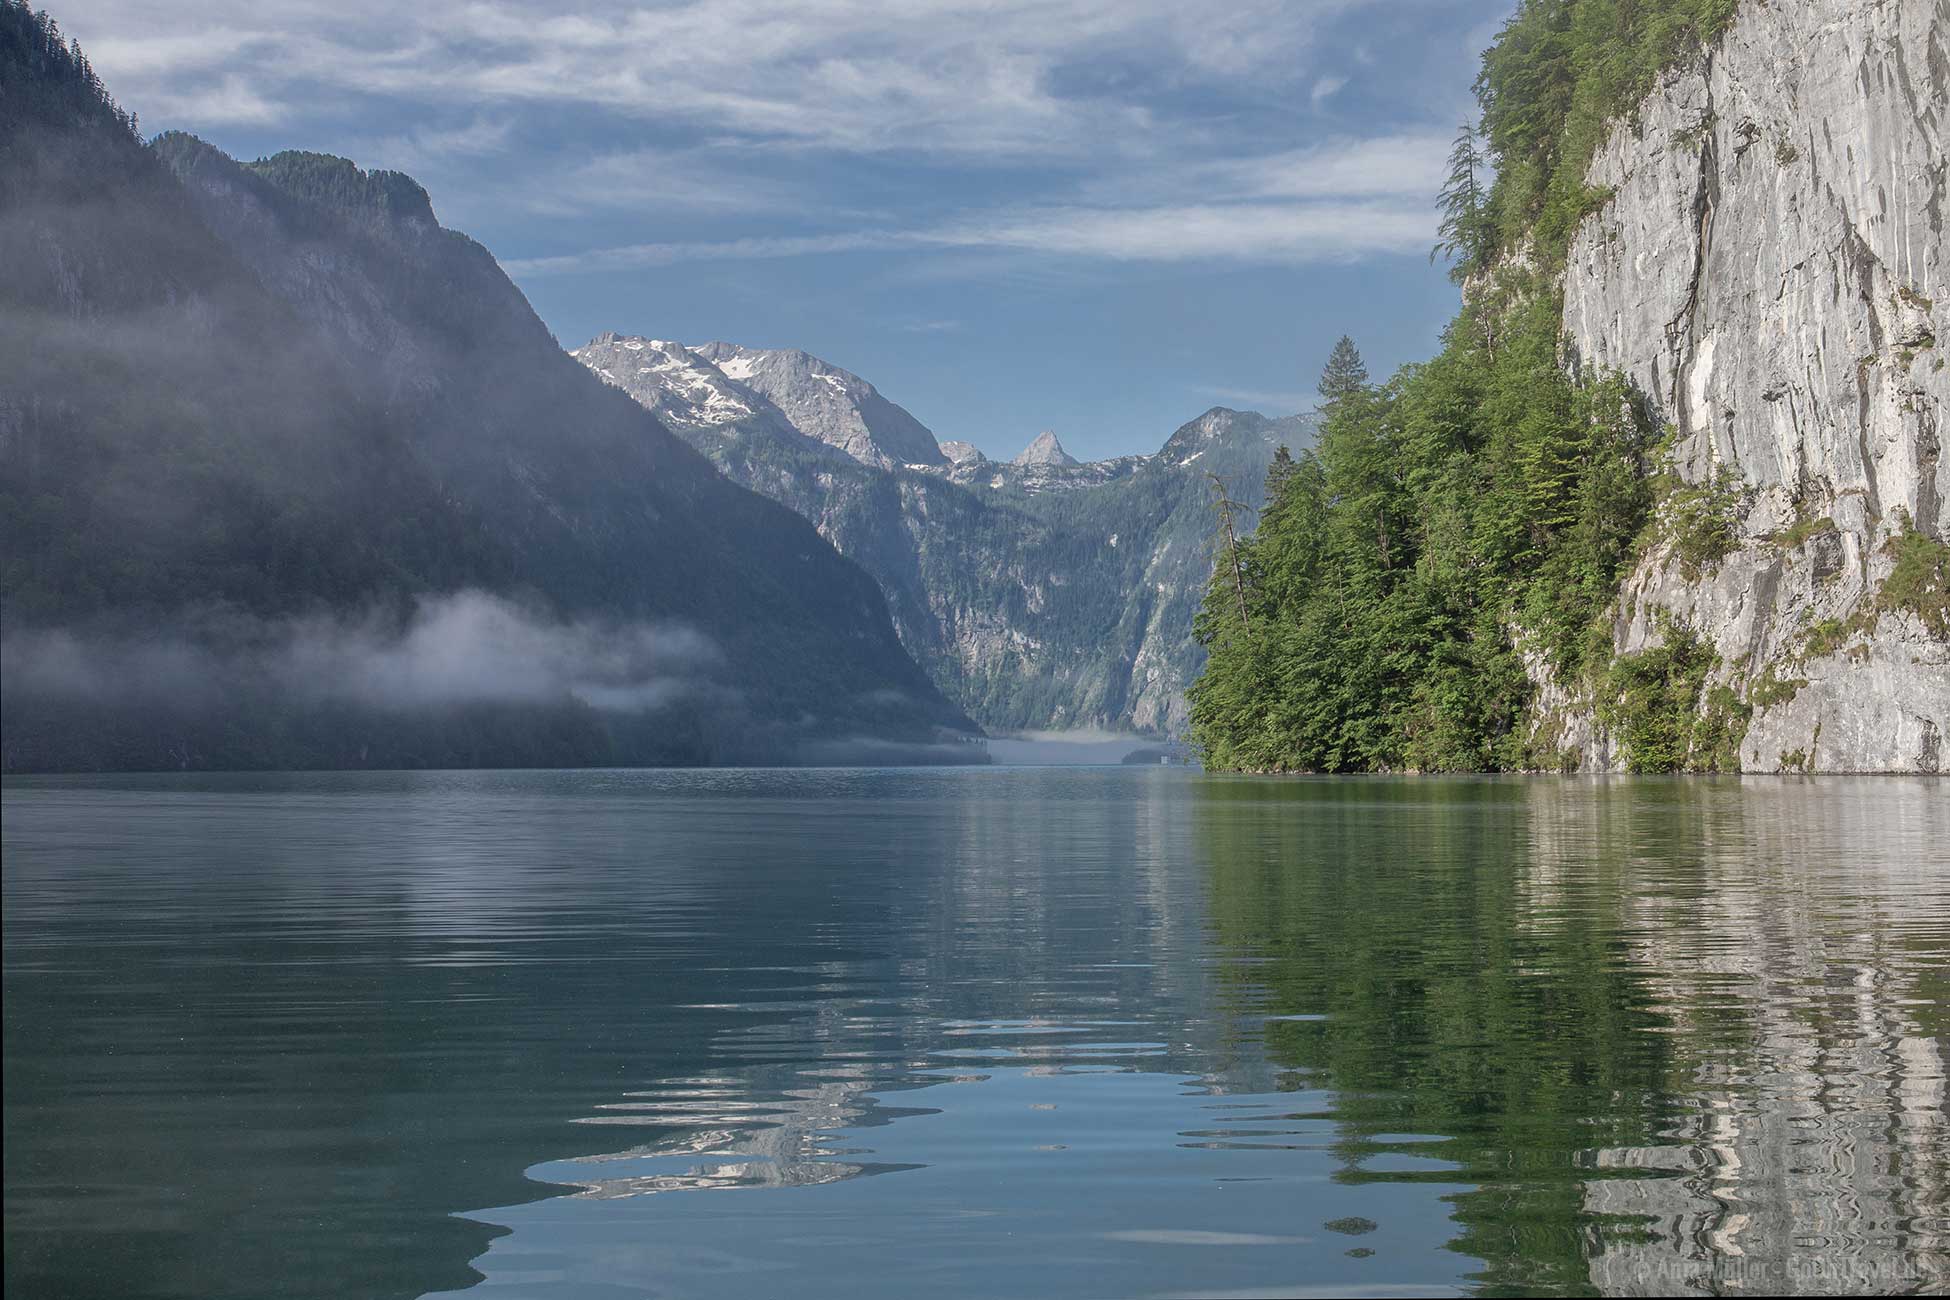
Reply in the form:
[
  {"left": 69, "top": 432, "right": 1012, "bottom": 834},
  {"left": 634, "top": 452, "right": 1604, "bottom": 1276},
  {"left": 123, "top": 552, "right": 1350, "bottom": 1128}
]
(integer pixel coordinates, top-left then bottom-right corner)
[{"left": 983, "top": 729, "right": 1185, "bottom": 766}]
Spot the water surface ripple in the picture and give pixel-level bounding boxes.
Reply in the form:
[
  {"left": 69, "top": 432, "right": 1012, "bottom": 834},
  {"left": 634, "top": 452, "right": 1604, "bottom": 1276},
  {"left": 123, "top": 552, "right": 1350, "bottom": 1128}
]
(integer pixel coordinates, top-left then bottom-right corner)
[{"left": 4, "top": 770, "right": 1945, "bottom": 1297}]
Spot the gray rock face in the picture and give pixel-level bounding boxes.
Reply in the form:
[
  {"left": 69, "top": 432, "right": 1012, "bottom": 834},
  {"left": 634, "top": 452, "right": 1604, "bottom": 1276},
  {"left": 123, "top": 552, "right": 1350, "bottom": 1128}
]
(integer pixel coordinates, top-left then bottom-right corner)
[
  {"left": 1546, "top": 0, "right": 1948, "bottom": 773},
  {"left": 1013, "top": 430, "right": 1079, "bottom": 467},
  {"left": 690, "top": 341, "right": 945, "bottom": 469},
  {"left": 572, "top": 334, "right": 769, "bottom": 432},
  {"left": 573, "top": 334, "right": 1308, "bottom": 736}
]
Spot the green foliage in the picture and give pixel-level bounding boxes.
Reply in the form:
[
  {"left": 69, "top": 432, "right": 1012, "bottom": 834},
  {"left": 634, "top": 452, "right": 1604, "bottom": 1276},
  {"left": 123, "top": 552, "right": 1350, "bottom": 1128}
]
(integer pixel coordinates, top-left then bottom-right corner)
[
  {"left": 1432, "top": 125, "right": 1496, "bottom": 280},
  {"left": 1189, "top": 305, "right": 1656, "bottom": 772},
  {"left": 1194, "top": 781, "right": 1692, "bottom": 1292},
  {"left": 1659, "top": 461, "right": 1749, "bottom": 578},
  {"left": 1194, "top": 0, "right": 1755, "bottom": 773},
  {"left": 1777, "top": 519, "right": 1950, "bottom": 665},
  {"left": 1595, "top": 618, "right": 1745, "bottom": 773},
  {"left": 1800, "top": 616, "right": 1863, "bottom": 660},
  {"left": 1474, "top": 0, "right": 1740, "bottom": 265},
  {"left": 1877, "top": 520, "right": 1950, "bottom": 639},
  {"left": 0, "top": 0, "right": 140, "bottom": 140},
  {"left": 1748, "top": 665, "right": 1806, "bottom": 710},
  {"left": 1318, "top": 336, "right": 1370, "bottom": 404},
  {"left": 1772, "top": 511, "right": 1836, "bottom": 551}
]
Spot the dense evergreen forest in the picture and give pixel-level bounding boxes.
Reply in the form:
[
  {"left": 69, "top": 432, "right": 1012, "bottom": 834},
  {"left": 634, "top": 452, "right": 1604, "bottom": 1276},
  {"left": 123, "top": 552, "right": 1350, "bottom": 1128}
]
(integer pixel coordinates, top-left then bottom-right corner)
[{"left": 1187, "top": 0, "right": 1757, "bottom": 773}]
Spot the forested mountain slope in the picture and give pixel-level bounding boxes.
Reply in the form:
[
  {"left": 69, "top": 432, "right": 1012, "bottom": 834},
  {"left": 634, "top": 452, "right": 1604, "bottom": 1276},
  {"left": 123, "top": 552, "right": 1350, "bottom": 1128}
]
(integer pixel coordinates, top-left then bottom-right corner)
[
  {"left": 575, "top": 334, "right": 1310, "bottom": 735},
  {"left": 0, "top": 3, "right": 977, "bottom": 770},
  {"left": 1190, "top": 0, "right": 1946, "bottom": 774}
]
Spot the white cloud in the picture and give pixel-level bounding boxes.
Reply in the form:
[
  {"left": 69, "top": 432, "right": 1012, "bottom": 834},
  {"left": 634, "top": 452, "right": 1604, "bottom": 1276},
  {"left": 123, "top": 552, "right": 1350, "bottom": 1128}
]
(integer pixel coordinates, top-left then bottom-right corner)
[
  {"left": 362, "top": 117, "right": 514, "bottom": 174},
  {"left": 1055, "top": 130, "right": 1453, "bottom": 234},
  {"left": 63, "top": 0, "right": 1483, "bottom": 274},
  {"left": 128, "top": 74, "right": 286, "bottom": 127},
  {"left": 504, "top": 231, "right": 906, "bottom": 275},
  {"left": 522, "top": 147, "right": 808, "bottom": 217},
  {"left": 930, "top": 199, "right": 1432, "bottom": 261},
  {"left": 66, "top": 0, "right": 1425, "bottom": 158},
  {"left": 507, "top": 193, "right": 1433, "bottom": 276}
]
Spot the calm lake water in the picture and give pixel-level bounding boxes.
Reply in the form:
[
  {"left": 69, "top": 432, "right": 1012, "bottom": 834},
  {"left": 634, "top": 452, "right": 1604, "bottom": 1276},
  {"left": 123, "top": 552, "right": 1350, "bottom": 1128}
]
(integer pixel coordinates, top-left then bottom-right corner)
[{"left": 4, "top": 769, "right": 1946, "bottom": 1298}]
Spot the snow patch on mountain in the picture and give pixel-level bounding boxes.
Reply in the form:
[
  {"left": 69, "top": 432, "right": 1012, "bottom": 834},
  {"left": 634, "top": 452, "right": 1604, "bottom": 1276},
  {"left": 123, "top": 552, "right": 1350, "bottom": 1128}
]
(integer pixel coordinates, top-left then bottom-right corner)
[{"left": 690, "top": 341, "right": 945, "bottom": 469}]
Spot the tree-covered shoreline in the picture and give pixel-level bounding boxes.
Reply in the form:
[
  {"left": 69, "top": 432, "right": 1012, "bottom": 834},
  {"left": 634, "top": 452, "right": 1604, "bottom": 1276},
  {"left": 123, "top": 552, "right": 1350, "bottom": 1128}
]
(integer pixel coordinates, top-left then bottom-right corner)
[{"left": 1188, "top": 0, "right": 1747, "bottom": 774}]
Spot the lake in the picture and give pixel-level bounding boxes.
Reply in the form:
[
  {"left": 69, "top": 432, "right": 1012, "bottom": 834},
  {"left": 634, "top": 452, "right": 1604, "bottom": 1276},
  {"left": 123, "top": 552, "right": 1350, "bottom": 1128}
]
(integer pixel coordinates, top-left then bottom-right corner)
[{"left": 4, "top": 769, "right": 1946, "bottom": 1297}]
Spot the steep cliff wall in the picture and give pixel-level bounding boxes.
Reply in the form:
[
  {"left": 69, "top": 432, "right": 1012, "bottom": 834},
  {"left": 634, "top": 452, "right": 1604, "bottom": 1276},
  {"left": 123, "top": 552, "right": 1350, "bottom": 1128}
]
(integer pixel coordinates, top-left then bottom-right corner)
[
  {"left": 576, "top": 335, "right": 1306, "bottom": 736},
  {"left": 1551, "top": 0, "right": 1947, "bottom": 772}
]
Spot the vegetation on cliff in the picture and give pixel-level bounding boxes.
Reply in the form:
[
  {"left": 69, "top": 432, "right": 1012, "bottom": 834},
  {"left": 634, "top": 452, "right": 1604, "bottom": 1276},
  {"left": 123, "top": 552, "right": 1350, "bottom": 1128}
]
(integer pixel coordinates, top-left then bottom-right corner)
[{"left": 1189, "top": 0, "right": 1742, "bottom": 773}]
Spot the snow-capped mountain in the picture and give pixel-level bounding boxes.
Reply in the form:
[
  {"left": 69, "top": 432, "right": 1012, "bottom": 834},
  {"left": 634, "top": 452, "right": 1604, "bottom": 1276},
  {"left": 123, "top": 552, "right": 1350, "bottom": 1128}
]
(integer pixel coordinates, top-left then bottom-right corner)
[
  {"left": 691, "top": 342, "right": 945, "bottom": 469},
  {"left": 572, "top": 334, "right": 771, "bottom": 432},
  {"left": 575, "top": 336, "right": 949, "bottom": 472},
  {"left": 573, "top": 334, "right": 1313, "bottom": 736}
]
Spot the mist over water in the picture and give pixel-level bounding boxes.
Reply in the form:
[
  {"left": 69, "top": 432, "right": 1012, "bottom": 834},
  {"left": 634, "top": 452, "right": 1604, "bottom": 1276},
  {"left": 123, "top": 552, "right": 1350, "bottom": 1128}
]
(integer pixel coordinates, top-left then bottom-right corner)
[
  {"left": 4, "top": 769, "right": 1944, "bottom": 1298},
  {"left": 0, "top": 590, "right": 726, "bottom": 713},
  {"left": 984, "top": 728, "right": 1165, "bottom": 764}
]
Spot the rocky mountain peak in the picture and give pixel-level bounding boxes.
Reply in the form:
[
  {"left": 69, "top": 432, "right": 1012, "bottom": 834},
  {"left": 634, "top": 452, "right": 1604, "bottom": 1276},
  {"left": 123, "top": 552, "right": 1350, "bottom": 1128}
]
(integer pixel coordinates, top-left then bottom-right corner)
[
  {"left": 571, "top": 335, "right": 764, "bottom": 431},
  {"left": 687, "top": 342, "right": 944, "bottom": 469},
  {"left": 939, "top": 440, "right": 986, "bottom": 465},
  {"left": 1012, "top": 430, "right": 1077, "bottom": 467}
]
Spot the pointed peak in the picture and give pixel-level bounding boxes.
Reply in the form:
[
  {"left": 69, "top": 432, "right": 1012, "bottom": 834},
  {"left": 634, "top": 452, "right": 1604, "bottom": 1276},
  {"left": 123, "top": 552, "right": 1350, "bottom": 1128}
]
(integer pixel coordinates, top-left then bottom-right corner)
[{"left": 1013, "top": 430, "right": 1078, "bottom": 467}]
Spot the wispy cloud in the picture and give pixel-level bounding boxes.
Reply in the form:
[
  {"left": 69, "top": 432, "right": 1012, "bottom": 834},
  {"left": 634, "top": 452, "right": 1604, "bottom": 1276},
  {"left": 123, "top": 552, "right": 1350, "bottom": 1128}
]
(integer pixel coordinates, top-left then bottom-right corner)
[
  {"left": 504, "top": 231, "right": 906, "bottom": 275},
  {"left": 934, "top": 199, "right": 1432, "bottom": 261},
  {"left": 520, "top": 147, "right": 810, "bottom": 218},
  {"left": 66, "top": 0, "right": 1491, "bottom": 291},
  {"left": 129, "top": 74, "right": 285, "bottom": 127},
  {"left": 363, "top": 116, "right": 514, "bottom": 173},
  {"left": 508, "top": 196, "right": 1434, "bottom": 276},
  {"left": 1178, "top": 132, "right": 1453, "bottom": 202},
  {"left": 72, "top": 0, "right": 1376, "bottom": 156}
]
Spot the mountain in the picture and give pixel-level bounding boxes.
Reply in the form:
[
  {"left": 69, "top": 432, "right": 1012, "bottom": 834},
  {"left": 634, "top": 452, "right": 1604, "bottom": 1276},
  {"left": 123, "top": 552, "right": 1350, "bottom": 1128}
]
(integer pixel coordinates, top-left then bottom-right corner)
[
  {"left": 690, "top": 341, "right": 946, "bottom": 469},
  {"left": 0, "top": 7, "right": 979, "bottom": 771},
  {"left": 1013, "top": 431, "right": 1078, "bottom": 467},
  {"left": 1187, "top": 0, "right": 1945, "bottom": 776},
  {"left": 573, "top": 334, "right": 1311, "bottom": 735}
]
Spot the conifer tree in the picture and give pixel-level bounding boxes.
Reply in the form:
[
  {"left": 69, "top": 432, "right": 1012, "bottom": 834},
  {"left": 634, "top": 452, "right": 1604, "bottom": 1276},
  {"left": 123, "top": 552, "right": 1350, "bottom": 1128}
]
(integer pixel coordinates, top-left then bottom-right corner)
[
  {"left": 1186, "top": 0, "right": 1730, "bottom": 772},
  {"left": 1318, "top": 337, "right": 1369, "bottom": 407},
  {"left": 1432, "top": 124, "right": 1492, "bottom": 281}
]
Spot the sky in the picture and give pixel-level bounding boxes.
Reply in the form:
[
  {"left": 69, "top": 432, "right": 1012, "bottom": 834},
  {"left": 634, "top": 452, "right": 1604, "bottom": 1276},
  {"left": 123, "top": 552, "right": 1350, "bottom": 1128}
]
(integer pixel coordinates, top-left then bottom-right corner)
[{"left": 61, "top": 0, "right": 1516, "bottom": 462}]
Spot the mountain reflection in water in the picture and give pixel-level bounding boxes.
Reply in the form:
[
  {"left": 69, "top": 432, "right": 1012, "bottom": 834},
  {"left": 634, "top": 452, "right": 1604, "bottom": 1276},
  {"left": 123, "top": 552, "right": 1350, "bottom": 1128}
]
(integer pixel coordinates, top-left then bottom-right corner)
[{"left": 3, "top": 770, "right": 1944, "bottom": 1298}]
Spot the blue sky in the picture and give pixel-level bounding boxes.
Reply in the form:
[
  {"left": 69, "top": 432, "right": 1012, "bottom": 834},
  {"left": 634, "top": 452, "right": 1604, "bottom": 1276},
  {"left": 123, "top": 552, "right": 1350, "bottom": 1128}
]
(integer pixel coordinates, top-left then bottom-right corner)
[{"left": 65, "top": 0, "right": 1514, "bottom": 461}]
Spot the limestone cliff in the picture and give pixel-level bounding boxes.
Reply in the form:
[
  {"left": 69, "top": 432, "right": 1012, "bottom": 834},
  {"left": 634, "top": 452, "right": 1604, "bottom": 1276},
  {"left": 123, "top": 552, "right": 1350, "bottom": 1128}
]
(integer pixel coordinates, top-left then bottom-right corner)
[{"left": 1547, "top": 0, "right": 1947, "bottom": 773}]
